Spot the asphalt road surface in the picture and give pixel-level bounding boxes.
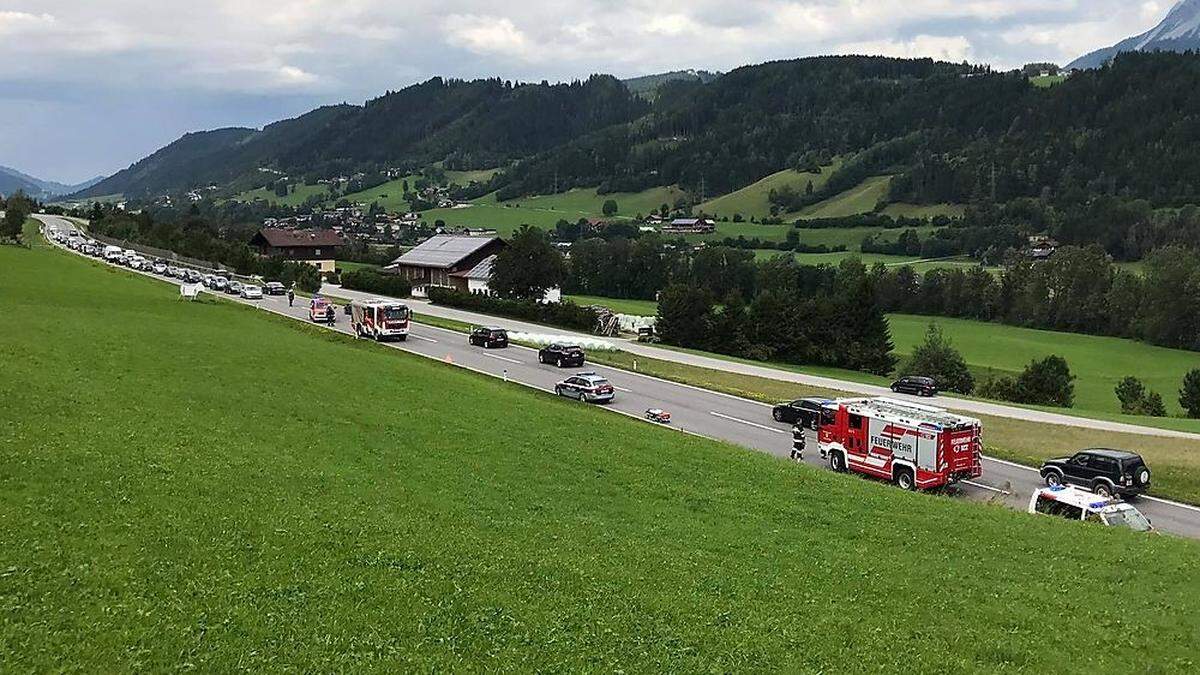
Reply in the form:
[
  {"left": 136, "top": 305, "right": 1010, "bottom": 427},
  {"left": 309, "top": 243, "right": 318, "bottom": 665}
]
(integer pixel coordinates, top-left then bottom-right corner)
[{"left": 39, "top": 215, "right": 1200, "bottom": 540}]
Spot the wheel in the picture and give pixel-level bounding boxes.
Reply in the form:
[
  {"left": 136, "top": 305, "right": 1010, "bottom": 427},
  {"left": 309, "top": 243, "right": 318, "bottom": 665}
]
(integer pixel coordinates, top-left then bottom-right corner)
[
  {"left": 397, "top": 335, "right": 407, "bottom": 342},
  {"left": 556, "top": 357, "right": 564, "bottom": 368},
  {"left": 1044, "top": 471, "right": 1063, "bottom": 488},
  {"left": 1093, "top": 481, "right": 1113, "bottom": 498},
  {"left": 578, "top": 391, "right": 587, "bottom": 402},
  {"left": 891, "top": 385, "right": 900, "bottom": 393},
  {"left": 555, "top": 386, "right": 563, "bottom": 397},
  {"left": 773, "top": 409, "right": 784, "bottom": 422},
  {"left": 829, "top": 451, "right": 846, "bottom": 473},
  {"left": 896, "top": 469, "right": 916, "bottom": 491}
]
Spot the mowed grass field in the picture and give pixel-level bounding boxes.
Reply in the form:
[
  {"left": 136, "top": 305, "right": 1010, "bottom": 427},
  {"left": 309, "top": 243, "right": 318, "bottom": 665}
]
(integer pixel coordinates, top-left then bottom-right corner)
[
  {"left": 890, "top": 314, "right": 1200, "bottom": 418},
  {"left": 233, "top": 182, "right": 339, "bottom": 208},
  {"left": 422, "top": 186, "right": 686, "bottom": 235},
  {"left": 698, "top": 160, "right": 844, "bottom": 220},
  {"left": 338, "top": 174, "right": 423, "bottom": 212},
  {"left": 796, "top": 175, "right": 893, "bottom": 219},
  {"left": 4, "top": 226, "right": 1200, "bottom": 669}
]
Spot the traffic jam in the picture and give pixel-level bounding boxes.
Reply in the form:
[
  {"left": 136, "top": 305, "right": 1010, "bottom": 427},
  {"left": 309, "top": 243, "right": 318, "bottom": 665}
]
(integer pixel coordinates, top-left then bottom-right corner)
[{"left": 49, "top": 224, "right": 1161, "bottom": 536}]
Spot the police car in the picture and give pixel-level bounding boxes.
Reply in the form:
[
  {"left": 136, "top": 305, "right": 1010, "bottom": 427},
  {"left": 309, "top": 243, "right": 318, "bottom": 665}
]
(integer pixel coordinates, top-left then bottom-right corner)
[
  {"left": 1028, "top": 484, "right": 1153, "bottom": 532},
  {"left": 554, "top": 372, "right": 615, "bottom": 404}
]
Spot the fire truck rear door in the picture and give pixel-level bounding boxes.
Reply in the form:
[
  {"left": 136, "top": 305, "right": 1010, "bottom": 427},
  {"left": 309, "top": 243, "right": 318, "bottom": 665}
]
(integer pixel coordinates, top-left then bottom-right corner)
[{"left": 917, "top": 429, "right": 939, "bottom": 471}]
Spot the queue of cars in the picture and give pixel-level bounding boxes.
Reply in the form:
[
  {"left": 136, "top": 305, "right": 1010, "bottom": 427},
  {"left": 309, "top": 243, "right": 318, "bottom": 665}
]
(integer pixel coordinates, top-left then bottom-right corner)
[{"left": 52, "top": 231, "right": 274, "bottom": 300}]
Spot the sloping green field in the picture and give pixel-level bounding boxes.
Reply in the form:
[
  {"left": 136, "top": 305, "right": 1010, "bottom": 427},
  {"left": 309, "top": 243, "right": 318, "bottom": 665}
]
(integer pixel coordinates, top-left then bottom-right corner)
[
  {"left": 890, "top": 314, "right": 1200, "bottom": 417},
  {"left": 797, "top": 175, "right": 893, "bottom": 219},
  {"left": 233, "top": 182, "right": 338, "bottom": 208},
  {"left": 2, "top": 228, "right": 1198, "bottom": 670},
  {"left": 338, "top": 175, "right": 424, "bottom": 212},
  {"left": 698, "top": 160, "right": 843, "bottom": 220}
]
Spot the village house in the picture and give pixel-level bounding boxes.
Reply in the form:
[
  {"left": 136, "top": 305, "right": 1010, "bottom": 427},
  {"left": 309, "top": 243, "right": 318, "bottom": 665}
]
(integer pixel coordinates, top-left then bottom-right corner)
[
  {"left": 384, "top": 234, "right": 506, "bottom": 296},
  {"left": 661, "top": 217, "right": 716, "bottom": 234},
  {"left": 250, "top": 227, "right": 346, "bottom": 273}
]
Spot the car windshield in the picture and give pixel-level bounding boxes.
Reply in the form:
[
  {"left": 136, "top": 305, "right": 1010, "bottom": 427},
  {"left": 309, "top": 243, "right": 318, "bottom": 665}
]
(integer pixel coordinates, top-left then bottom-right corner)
[
  {"left": 1103, "top": 507, "right": 1152, "bottom": 532},
  {"left": 383, "top": 307, "right": 409, "bottom": 320}
]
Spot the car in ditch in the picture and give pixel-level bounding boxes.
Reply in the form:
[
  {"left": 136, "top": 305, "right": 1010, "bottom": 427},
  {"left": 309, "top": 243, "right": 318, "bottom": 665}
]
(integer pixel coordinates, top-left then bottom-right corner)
[
  {"left": 1028, "top": 485, "right": 1153, "bottom": 532},
  {"left": 772, "top": 397, "right": 833, "bottom": 429},
  {"left": 469, "top": 326, "right": 509, "bottom": 349},
  {"left": 890, "top": 375, "right": 938, "bottom": 397},
  {"left": 1040, "top": 449, "right": 1151, "bottom": 498},
  {"left": 537, "top": 343, "right": 585, "bottom": 368},
  {"left": 554, "top": 373, "right": 615, "bottom": 404},
  {"left": 645, "top": 408, "right": 672, "bottom": 424}
]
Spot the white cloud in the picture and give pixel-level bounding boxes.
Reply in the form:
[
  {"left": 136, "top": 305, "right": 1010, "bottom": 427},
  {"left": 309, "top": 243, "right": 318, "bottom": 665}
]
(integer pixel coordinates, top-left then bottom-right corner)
[
  {"left": 443, "top": 14, "right": 532, "bottom": 59},
  {"left": 837, "top": 35, "right": 975, "bottom": 62}
]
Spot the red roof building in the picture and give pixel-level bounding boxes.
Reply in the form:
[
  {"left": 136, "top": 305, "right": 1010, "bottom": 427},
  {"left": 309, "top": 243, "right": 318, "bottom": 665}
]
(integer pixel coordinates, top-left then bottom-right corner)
[{"left": 250, "top": 228, "right": 346, "bottom": 272}]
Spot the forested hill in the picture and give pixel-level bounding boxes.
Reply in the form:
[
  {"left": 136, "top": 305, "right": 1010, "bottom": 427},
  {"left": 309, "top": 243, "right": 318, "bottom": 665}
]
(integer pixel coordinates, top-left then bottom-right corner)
[
  {"left": 80, "top": 75, "right": 647, "bottom": 198},
  {"left": 84, "top": 52, "right": 1200, "bottom": 211},
  {"left": 496, "top": 52, "right": 1200, "bottom": 209}
]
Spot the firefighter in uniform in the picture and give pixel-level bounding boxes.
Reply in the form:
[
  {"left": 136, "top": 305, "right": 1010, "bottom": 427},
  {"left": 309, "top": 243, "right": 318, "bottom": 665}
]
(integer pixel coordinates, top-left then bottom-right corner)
[{"left": 790, "top": 422, "right": 806, "bottom": 461}]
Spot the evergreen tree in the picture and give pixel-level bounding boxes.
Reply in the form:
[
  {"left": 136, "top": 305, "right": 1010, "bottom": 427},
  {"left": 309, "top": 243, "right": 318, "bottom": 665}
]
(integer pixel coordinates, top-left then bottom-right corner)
[
  {"left": 1181, "top": 369, "right": 1200, "bottom": 419},
  {"left": 655, "top": 284, "right": 714, "bottom": 349}
]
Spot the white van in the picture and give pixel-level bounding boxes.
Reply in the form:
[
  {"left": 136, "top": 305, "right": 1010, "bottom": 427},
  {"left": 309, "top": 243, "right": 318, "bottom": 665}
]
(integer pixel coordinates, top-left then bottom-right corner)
[
  {"left": 1028, "top": 485, "right": 1152, "bottom": 532},
  {"left": 103, "top": 245, "right": 123, "bottom": 261}
]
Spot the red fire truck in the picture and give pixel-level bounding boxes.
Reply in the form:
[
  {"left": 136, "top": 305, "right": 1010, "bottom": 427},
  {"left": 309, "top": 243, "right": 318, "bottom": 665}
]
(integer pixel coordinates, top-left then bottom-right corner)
[
  {"left": 818, "top": 398, "right": 982, "bottom": 490},
  {"left": 350, "top": 299, "right": 410, "bottom": 341}
]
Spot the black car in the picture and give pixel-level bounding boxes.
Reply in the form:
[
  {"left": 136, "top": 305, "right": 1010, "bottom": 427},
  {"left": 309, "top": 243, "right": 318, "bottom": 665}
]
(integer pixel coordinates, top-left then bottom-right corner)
[
  {"left": 538, "top": 343, "right": 585, "bottom": 368},
  {"left": 469, "top": 326, "right": 509, "bottom": 349},
  {"left": 1040, "top": 449, "right": 1151, "bottom": 498},
  {"left": 891, "top": 376, "right": 938, "bottom": 397},
  {"left": 772, "top": 397, "right": 833, "bottom": 429}
]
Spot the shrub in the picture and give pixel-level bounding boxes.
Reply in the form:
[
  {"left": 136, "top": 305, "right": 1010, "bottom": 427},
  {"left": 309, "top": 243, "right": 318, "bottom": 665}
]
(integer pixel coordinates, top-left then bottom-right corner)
[
  {"left": 980, "top": 355, "right": 1075, "bottom": 408},
  {"left": 1115, "top": 376, "right": 1168, "bottom": 417},
  {"left": 427, "top": 287, "right": 598, "bottom": 332},
  {"left": 341, "top": 270, "right": 413, "bottom": 298},
  {"left": 1181, "top": 369, "right": 1200, "bottom": 419}
]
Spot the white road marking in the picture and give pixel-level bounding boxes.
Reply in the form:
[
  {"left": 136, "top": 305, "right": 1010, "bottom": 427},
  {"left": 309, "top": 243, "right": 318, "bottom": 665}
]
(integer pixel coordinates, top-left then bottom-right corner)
[
  {"left": 709, "top": 411, "right": 786, "bottom": 434},
  {"left": 484, "top": 353, "right": 522, "bottom": 365},
  {"left": 408, "top": 334, "right": 438, "bottom": 343},
  {"left": 981, "top": 455, "right": 1039, "bottom": 473},
  {"left": 962, "top": 480, "right": 1012, "bottom": 496},
  {"left": 613, "top": 385, "right": 633, "bottom": 392},
  {"left": 1143, "top": 495, "right": 1200, "bottom": 514}
]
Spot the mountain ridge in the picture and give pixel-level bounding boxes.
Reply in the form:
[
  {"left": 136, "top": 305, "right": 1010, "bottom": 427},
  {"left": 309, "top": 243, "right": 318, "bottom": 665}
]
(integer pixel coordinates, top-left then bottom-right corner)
[
  {"left": 1068, "top": 0, "right": 1200, "bottom": 69},
  {"left": 0, "top": 165, "right": 104, "bottom": 199}
]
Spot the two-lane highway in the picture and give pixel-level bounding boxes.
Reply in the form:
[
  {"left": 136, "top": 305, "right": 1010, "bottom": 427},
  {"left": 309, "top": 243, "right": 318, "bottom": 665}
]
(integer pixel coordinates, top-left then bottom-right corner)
[{"left": 39, "top": 214, "right": 1200, "bottom": 539}]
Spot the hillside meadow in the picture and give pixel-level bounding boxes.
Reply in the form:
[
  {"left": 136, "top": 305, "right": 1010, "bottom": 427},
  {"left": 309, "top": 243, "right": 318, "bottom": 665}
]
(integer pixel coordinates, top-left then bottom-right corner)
[{"left": 1, "top": 224, "right": 1197, "bottom": 670}]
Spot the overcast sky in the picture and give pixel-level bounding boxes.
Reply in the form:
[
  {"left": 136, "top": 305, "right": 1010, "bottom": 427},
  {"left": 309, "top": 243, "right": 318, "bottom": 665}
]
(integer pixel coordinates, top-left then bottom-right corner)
[{"left": 0, "top": 0, "right": 1176, "bottom": 183}]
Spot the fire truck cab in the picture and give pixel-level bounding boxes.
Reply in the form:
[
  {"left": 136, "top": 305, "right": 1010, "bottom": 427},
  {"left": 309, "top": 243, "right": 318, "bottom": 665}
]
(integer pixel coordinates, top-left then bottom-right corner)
[
  {"left": 350, "top": 299, "right": 410, "bottom": 341},
  {"left": 818, "top": 397, "right": 982, "bottom": 491}
]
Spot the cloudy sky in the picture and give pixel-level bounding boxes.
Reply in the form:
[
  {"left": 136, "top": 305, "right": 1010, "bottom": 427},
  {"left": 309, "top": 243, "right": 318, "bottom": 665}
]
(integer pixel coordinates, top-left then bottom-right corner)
[{"left": 0, "top": 0, "right": 1177, "bottom": 183}]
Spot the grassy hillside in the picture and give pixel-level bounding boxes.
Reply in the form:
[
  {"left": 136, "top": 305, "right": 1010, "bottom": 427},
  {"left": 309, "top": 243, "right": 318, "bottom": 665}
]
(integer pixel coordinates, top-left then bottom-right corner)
[
  {"left": 233, "top": 182, "right": 337, "bottom": 208},
  {"left": 338, "top": 175, "right": 423, "bottom": 212},
  {"left": 881, "top": 202, "right": 967, "bottom": 219},
  {"left": 444, "top": 167, "right": 501, "bottom": 185},
  {"left": 698, "top": 159, "right": 844, "bottom": 220},
  {"left": 422, "top": 185, "right": 686, "bottom": 235},
  {"left": 797, "top": 175, "right": 893, "bottom": 219},
  {"left": 890, "top": 314, "right": 1200, "bottom": 417},
  {"left": 4, "top": 225, "right": 1199, "bottom": 670}
]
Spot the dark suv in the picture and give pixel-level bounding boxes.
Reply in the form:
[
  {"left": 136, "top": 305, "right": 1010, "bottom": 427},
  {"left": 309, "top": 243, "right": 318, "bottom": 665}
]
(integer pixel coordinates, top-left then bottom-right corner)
[
  {"left": 538, "top": 343, "right": 585, "bottom": 368},
  {"left": 1040, "top": 449, "right": 1151, "bottom": 498},
  {"left": 772, "top": 397, "right": 833, "bottom": 429},
  {"left": 891, "top": 376, "right": 938, "bottom": 397},
  {"left": 469, "top": 326, "right": 509, "bottom": 349}
]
